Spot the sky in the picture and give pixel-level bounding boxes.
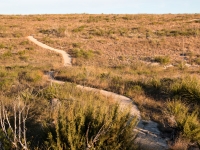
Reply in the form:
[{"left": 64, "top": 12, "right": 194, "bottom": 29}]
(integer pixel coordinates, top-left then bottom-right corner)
[{"left": 0, "top": 0, "right": 199, "bottom": 14}]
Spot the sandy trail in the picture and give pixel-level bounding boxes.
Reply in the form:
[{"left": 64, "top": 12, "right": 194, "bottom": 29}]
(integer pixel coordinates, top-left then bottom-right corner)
[
  {"left": 28, "top": 36, "right": 169, "bottom": 150},
  {"left": 27, "top": 36, "right": 71, "bottom": 66}
]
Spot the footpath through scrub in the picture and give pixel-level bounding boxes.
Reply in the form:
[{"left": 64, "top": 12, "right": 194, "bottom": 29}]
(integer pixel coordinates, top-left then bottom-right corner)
[{"left": 28, "top": 36, "right": 169, "bottom": 150}]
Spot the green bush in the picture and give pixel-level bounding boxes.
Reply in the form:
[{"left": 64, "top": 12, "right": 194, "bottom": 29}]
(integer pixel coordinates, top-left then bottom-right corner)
[
  {"left": 72, "top": 25, "right": 86, "bottom": 32},
  {"left": 154, "top": 56, "right": 170, "bottom": 64},
  {"left": 12, "top": 32, "right": 22, "bottom": 38},
  {"left": 0, "top": 78, "right": 13, "bottom": 91},
  {"left": 194, "top": 57, "right": 200, "bottom": 65},
  {"left": 39, "top": 27, "right": 66, "bottom": 37},
  {"left": 46, "top": 94, "right": 138, "bottom": 150},
  {"left": 170, "top": 76, "right": 200, "bottom": 104},
  {"left": 56, "top": 27, "right": 66, "bottom": 37},
  {"left": 72, "top": 42, "right": 82, "bottom": 48},
  {"left": 165, "top": 100, "right": 200, "bottom": 143},
  {"left": 70, "top": 48, "right": 94, "bottom": 59},
  {"left": 42, "top": 37, "right": 54, "bottom": 44},
  {"left": 0, "top": 43, "right": 5, "bottom": 49},
  {"left": 2, "top": 51, "right": 12, "bottom": 58},
  {"left": 19, "top": 40, "right": 29, "bottom": 45},
  {"left": 18, "top": 70, "right": 42, "bottom": 83},
  {"left": 156, "top": 29, "right": 200, "bottom": 37}
]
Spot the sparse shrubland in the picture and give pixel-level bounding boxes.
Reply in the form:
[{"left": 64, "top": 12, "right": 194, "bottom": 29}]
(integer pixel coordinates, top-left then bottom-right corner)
[
  {"left": 0, "top": 83, "right": 138, "bottom": 149},
  {"left": 0, "top": 14, "right": 200, "bottom": 149},
  {"left": 44, "top": 85, "right": 138, "bottom": 150}
]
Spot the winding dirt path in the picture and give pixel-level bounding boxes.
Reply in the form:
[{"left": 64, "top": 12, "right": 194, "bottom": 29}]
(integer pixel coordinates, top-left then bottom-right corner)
[
  {"left": 27, "top": 36, "right": 72, "bottom": 66},
  {"left": 27, "top": 36, "right": 169, "bottom": 150}
]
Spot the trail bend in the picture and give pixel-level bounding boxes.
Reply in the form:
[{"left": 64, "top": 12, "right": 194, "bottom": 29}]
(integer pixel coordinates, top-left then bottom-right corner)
[{"left": 27, "top": 36, "right": 169, "bottom": 150}]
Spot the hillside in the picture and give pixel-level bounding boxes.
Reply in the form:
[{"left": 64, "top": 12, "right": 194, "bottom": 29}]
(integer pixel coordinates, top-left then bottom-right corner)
[{"left": 0, "top": 14, "right": 200, "bottom": 149}]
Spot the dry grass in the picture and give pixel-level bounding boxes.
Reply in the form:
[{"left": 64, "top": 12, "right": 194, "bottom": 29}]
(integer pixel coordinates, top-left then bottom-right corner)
[
  {"left": 1, "top": 14, "right": 200, "bottom": 148},
  {"left": 169, "top": 138, "right": 190, "bottom": 150},
  {"left": 1, "top": 14, "right": 200, "bottom": 68}
]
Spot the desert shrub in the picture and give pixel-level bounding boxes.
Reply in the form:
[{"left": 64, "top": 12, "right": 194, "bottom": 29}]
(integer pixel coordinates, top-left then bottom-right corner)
[
  {"left": 156, "top": 29, "right": 200, "bottom": 37},
  {"left": 25, "top": 47, "right": 34, "bottom": 50},
  {"left": 41, "top": 84, "right": 60, "bottom": 99},
  {"left": 143, "top": 76, "right": 200, "bottom": 104},
  {"left": 89, "top": 28, "right": 105, "bottom": 36},
  {"left": 70, "top": 48, "right": 94, "bottom": 59},
  {"left": 170, "top": 76, "right": 200, "bottom": 104},
  {"left": 154, "top": 56, "right": 170, "bottom": 64},
  {"left": 122, "top": 15, "right": 133, "bottom": 20},
  {"left": 0, "top": 43, "right": 5, "bottom": 49},
  {"left": 99, "top": 72, "right": 110, "bottom": 80},
  {"left": 0, "top": 68, "right": 18, "bottom": 90},
  {"left": 124, "top": 82, "right": 144, "bottom": 97},
  {"left": 118, "top": 28, "right": 128, "bottom": 36},
  {"left": 109, "top": 76, "right": 124, "bottom": 94},
  {"left": 2, "top": 51, "right": 12, "bottom": 58},
  {"left": 19, "top": 56, "right": 28, "bottom": 61},
  {"left": 0, "top": 78, "right": 13, "bottom": 91},
  {"left": 36, "top": 17, "right": 46, "bottom": 21},
  {"left": 87, "top": 16, "right": 102, "bottom": 23},
  {"left": 45, "top": 93, "right": 138, "bottom": 150},
  {"left": 12, "top": 32, "right": 22, "bottom": 38},
  {"left": 42, "top": 37, "right": 54, "bottom": 44},
  {"left": 72, "top": 25, "right": 86, "bottom": 32},
  {"left": 72, "top": 42, "right": 82, "bottom": 48},
  {"left": 165, "top": 100, "right": 200, "bottom": 143},
  {"left": 39, "top": 27, "right": 66, "bottom": 37},
  {"left": 194, "top": 57, "right": 200, "bottom": 65},
  {"left": 19, "top": 40, "right": 29, "bottom": 45},
  {"left": 18, "top": 70, "right": 42, "bottom": 84},
  {"left": 17, "top": 50, "right": 26, "bottom": 56},
  {"left": 56, "top": 27, "right": 66, "bottom": 37}
]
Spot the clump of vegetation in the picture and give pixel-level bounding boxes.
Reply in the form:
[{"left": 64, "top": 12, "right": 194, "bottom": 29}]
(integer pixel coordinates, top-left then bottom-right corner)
[
  {"left": 72, "top": 42, "right": 82, "bottom": 48},
  {"left": 45, "top": 86, "right": 138, "bottom": 149},
  {"left": 39, "top": 27, "right": 66, "bottom": 37},
  {"left": 194, "top": 57, "right": 200, "bottom": 65},
  {"left": 0, "top": 82, "right": 138, "bottom": 149},
  {"left": 156, "top": 28, "right": 200, "bottom": 37},
  {"left": 0, "top": 43, "right": 5, "bottom": 49},
  {"left": 42, "top": 37, "right": 54, "bottom": 44},
  {"left": 140, "top": 76, "right": 200, "bottom": 105},
  {"left": 1, "top": 51, "right": 12, "bottom": 58},
  {"left": 154, "top": 56, "right": 170, "bottom": 64},
  {"left": 13, "top": 32, "right": 23, "bottom": 38},
  {"left": 165, "top": 100, "right": 200, "bottom": 144},
  {"left": 19, "top": 40, "right": 29, "bottom": 45},
  {"left": 169, "top": 76, "right": 200, "bottom": 104},
  {"left": 70, "top": 48, "right": 94, "bottom": 59},
  {"left": 72, "top": 25, "right": 86, "bottom": 32},
  {"left": 87, "top": 16, "right": 102, "bottom": 23}
]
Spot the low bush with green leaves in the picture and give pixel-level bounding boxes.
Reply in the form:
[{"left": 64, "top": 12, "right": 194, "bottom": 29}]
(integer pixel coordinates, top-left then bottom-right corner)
[
  {"left": 46, "top": 95, "right": 138, "bottom": 150},
  {"left": 0, "top": 82, "right": 139, "bottom": 149},
  {"left": 154, "top": 56, "right": 170, "bottom": 64},
  {"left": 70, "top": 48, "right": 94, "bottom": 59},
  {"left": 165, "top": 100, "right": 200, "bottom": 143},
  {"left": 39, "top": 27, "right": 66, "bottom": 37},
  {"left": 72, "top": 25, "right": 86, "bottom": 32}
]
